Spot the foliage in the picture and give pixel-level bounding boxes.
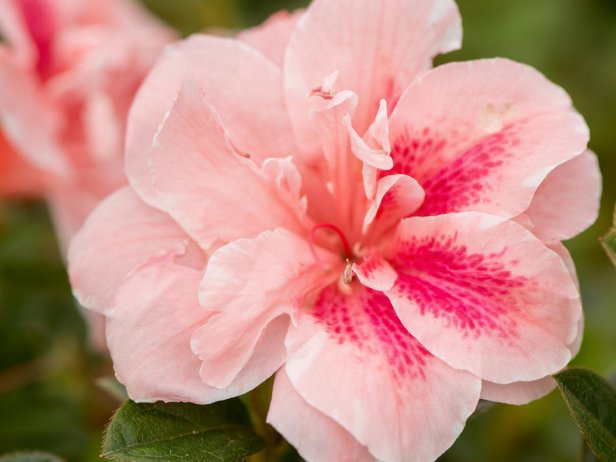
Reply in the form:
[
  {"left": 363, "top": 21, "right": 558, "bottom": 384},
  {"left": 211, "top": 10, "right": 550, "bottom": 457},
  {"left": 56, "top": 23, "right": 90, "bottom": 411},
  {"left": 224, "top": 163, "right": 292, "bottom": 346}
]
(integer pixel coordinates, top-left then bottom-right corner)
[
  {"left": 102, "top": 400, "right": 264, "bottom": 462},
  {"left": 554, "top": 369, "right": 616, "bottom": 462}
]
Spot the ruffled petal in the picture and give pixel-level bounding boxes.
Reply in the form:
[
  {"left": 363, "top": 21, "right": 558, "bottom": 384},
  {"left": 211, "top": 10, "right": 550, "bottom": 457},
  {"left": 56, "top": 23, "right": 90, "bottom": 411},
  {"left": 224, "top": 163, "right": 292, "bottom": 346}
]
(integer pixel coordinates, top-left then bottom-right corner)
[
  {"left": 480, "top": 314, "right": 583, "bottom": 405},
  {"left": 388, "top": 59, "right": 589, "bottom": 219},
  {"left": 268, "top": 369, "right": 374, "bottom": 462},
  {"left": 107, "top": 257, "right": 238, "bottom": 404},
  {"left": 362, "top": 174, "right": 425, "bottom": 238},
  {"left": 352, "top": 250, "right": 397, "bottom": 292},
  {"left": 523, "top": 150, "right": 601, "bottom": 241},
  {"left": 149, "top": 83, "right": 307, "bottom": 249},
  {"left": 480, "top": 242, "right": 583, "bottom": 405},
  {"left": 238, "top": 9, "right": 303, "bottom": 67},
  {"left": 285, "top": 0, "right": 461, "bottom": 156},
  {"left": 309, "top": 89, "right": 360, "bottom": 229},
  {"left": 193, "top": 228, "right": 332, "bottom": 391},
  {"left": 68, "top": 187, "right": 190, "bottom": 314},
  {"left": 385, "top": 212, "right": 580, "bottom": 384},
  {"left": 285, "top": 284, "right": 480, "bottom": 462},
  {"left": 126, "top": 35, "right": 296, "bottom": 206}
]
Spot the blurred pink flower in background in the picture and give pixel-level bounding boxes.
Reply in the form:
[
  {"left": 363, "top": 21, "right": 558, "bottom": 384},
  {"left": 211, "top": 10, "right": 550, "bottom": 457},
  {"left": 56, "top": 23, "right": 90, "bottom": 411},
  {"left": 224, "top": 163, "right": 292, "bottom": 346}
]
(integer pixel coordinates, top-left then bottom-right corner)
[
  {"left": 0, "top": 129, "right": 43, "bottom": 197},
  {"left": 0, "top": 0, "right": 174, "bottom": 248},
  {"left": 0, "top": 0, "right": 174, "bottom": 349},
  {"left": 68, "top": 0, "right": 601, "bottom": 460}
]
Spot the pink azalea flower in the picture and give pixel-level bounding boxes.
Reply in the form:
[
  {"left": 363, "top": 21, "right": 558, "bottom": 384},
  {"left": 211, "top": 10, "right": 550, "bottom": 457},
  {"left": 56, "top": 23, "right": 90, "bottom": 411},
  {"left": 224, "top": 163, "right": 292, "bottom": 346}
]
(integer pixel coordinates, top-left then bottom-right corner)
[
  {"left": 0, "top": 0, "right": 174, "bottom": 248},
  {"left": 69, "top": 0, "right": 601, "bottom": 460}
]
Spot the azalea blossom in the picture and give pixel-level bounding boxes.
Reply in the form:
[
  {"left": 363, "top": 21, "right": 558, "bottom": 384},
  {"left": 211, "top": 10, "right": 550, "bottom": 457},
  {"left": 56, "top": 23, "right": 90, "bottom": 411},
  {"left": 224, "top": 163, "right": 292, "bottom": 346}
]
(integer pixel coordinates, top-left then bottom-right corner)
[
  {"left": 69, "top": 0, "right": 601, "bottom": 460},
  {"left": 0, "top": 0, "right": 174, "bottom": 248}
]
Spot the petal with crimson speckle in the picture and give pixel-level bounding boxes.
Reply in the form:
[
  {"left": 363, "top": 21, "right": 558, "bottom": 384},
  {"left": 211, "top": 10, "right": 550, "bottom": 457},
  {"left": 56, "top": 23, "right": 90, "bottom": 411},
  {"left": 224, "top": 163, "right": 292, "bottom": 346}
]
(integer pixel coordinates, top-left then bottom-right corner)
[
  {"left": 385, "top": 212, "right": 580, "bottom": 384},
  {"left": 387, "top": 59, "right": 589, "bottom": 219},
  {"left": 285, "top": 284, "right": 480, "bottom": 462}
]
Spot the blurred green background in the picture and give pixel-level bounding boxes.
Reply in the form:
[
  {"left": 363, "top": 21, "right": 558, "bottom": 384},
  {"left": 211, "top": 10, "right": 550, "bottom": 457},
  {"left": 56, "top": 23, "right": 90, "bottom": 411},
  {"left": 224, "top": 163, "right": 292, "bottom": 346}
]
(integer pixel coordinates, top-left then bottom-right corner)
[{"left": 0, "top": 0, "right": 615, "bottom": 460}]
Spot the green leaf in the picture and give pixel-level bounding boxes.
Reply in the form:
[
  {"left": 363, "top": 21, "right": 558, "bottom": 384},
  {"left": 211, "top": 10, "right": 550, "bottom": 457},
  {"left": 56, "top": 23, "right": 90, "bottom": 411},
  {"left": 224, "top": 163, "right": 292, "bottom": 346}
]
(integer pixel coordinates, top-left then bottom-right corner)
[
  {"left": 102, "top": 399, "right": 265, "bottom": 462},
  {"left": 601, "top": 206, "right": 616, "bottom": 267},
  {"left": 554, "top": 368, "right": 616, "bottom": 462},
  {"left": 0, "top": 451, "right": 63, "bottom": 462}
]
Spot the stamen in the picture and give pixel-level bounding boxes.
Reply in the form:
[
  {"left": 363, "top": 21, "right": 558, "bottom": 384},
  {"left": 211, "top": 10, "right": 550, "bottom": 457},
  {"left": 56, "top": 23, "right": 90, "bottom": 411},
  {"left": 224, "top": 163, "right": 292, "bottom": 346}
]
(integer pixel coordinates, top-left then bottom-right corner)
[
  {"left": 309, "top": 86, "right": 335, "bottom": 100},
  {"left": 308, "top": 70, "right": 340, "bottom": 100},
  {"left": 228, "top": 138, "right": 251, "bottom": 159},
  {"left": 343, "top": 259, "right": 354, "bottom": 285},
  {"left": 308, "top": 223, "right": 353, "bottom": 266}
]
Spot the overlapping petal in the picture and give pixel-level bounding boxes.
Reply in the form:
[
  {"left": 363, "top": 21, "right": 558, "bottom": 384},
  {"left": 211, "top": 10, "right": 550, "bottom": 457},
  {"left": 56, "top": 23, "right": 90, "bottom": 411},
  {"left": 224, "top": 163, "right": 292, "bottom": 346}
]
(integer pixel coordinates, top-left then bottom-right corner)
[
  {"left": 268, "top": 370, "right": 374, "bottom": 462},
  {"left": 388, "top": 59, "right": 589, "bottom": 219},
  {"left": 107, "top": 257, "right": 240, "bottom": 404},
  {"left": 193, "top": 228, "right": 332, "bottom": 392},
  {"left": 480, "top": 242, "right": 583, "bottom": 404},
  {"left": 523, "top": 150, "right": 601, "bottom": 241},
  {"left": 481, "top": 315, "right": 584, "bottom": 405},
  {"left": 68, "top": 187, "right": 190, "bottom": 314},
  {"left": 385, "top": 212, "right": 580, "bottom": 384},
  {"left": 285, "top": 0, "right": 461, "bottom": 156},
  {"left": 149, "top": 83, "right": 307, "bottom": 249},
  {"left": 126, "top": 35, "right": 296, "bottom": 206},
  {"left": 285, "top": 285, "right": 481, "bottom": 462}
]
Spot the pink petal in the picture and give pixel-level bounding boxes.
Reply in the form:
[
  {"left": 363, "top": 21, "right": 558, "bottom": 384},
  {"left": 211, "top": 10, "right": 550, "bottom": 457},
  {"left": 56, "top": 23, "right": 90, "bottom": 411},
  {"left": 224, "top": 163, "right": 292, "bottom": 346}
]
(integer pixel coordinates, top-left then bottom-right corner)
[
  {"left": 352, "top": 251, "right": 397, "bottom": 292},
  {"left": 481, "top": 314, "right": 584, "bottom": 405},
  {"left": 388, "top": 59, "right": 589, "bottom": 219},
  {"left": 362, "top": 174, "right": 425, "bottom": 237},
  {"left": 285, "top": 284, "right": 480, "bottom": 462},
  {"left": 68, "top": 187, "right": 190, "bottom": 314},
  {"left": 385, "top": 212, "right": 580, "bottom": 384},
  {"left": 107, "top": 257, "right": 237, "bottom": 404},
  {"left": 524, "top": 150, "right": 601, "bottom": 241},
  {"left": 149, "top": 83, "right": 307, "bottom": 249},
  {"left": 193, "top": 228, "right": 332, "bottom": 390},
  {"left": 309, "top": 89, "right": 360, "bottom": 229},
  {"left": 126, "top": 35, "right": 296, "bottom": 206},
  {"left": 480, "top": 242, "right": 583, "bottom": 405},
  {"left": 238, "top": 9, "right": 303, "bottom": 67},
  {"left": 344, "top": 104, "right": 393, "bottom": 171},
  {"left": 268, "top": 369, "right": 374, "bottom": 462},
  {"left": 480, "top": 376, "right": 557, "bottom": 406},
  {"left": 285, "top": 0, "right": 461, "bottom": 155}
]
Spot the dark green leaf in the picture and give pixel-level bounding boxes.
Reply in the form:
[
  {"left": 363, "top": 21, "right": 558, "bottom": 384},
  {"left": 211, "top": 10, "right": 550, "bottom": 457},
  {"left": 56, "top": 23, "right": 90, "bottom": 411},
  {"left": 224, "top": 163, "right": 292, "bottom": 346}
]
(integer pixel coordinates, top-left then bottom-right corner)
[
  {"left": 102, "top": 399, "right": 264, "bottom": 462},
  {"left": 554, "top": 368, "right": 616, "bottom": 462},
  {"left": 0, "top": 451, "right": 63, "bottom": 462},
  {"left": 582, "top": 441, "right": 600, "bottom": 462}
]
